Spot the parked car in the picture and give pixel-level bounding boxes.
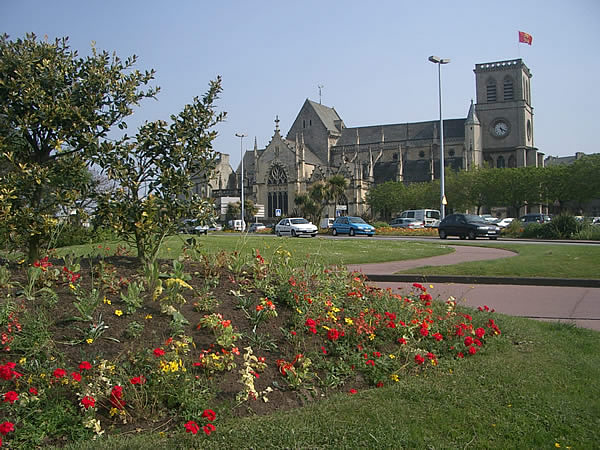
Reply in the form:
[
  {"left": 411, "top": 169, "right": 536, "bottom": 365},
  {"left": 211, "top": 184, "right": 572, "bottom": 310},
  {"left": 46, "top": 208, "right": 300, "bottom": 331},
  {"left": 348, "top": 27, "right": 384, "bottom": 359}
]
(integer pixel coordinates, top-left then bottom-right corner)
[
  {"left": 389, "top": 217, "right": 425, "bottom": 229},
  {"left": 496, "top": 217, "right": 515, "bottom": 228},
  {"left": 593, "top": 217, "right": 600, "bottom": 226},
  {"left": 438, "top": 213, "right": 501, "bottom": 240},
  {"left": 179, "top": 219, "right": 209, "bottom": 235},
  {"left": 275, "top": 218, "right": 318, "bottom": 237},
  {"left": 331, "top": 216, "right": 375, "bottom": 237},
  {"left": 520, "top": 213, "right": 552, "bottom": 224},
  {"left": 479, "top": 214, "right": 499, "bottom": 223},
  {"left": 320, "top": 217, "right": 335, "bottom": 229},
  {"left": 248, "top": 223, "right": 266, "bottom": 233}
]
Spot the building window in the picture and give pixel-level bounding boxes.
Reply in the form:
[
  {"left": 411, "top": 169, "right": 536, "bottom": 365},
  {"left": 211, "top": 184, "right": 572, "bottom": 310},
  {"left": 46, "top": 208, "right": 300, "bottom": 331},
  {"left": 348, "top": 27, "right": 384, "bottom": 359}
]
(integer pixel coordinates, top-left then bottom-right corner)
[
  {"left": 303, "top": 120, "right": 306, "bottom": 129},
  {"left": 503, "top": 77, "right": 513, "bottom": 101},
  {"left": 449, "top": 149, "right": 455, "bottom": 157},
  {"left": 419, "top": 150, "right": 425, "bottom": 158},
  {"left": 497, "top": 155, "right": 506, "bottom": 168},
  {"left": 267, "top": 164, "right": 288, "bottom": 217},
  {"left": 486, "top": 79, "right": 497, "bottom": 102}
]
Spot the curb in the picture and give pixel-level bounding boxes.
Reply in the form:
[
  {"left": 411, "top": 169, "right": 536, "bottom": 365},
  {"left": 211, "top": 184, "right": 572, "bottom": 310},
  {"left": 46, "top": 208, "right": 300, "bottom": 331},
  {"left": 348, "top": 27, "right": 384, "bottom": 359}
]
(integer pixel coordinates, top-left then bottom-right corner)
[{"left": 363, "top": 274, "right": 600, "bottom": 288}]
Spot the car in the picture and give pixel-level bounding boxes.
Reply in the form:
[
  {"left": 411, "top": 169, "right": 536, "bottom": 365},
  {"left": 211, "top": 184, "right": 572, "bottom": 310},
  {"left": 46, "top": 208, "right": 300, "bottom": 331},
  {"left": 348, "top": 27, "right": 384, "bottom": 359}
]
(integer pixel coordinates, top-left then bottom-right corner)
[
  {"left": 331, "top": 216, "right": 375, "bottom": 236},
  {"left": 496, "top": 217, "right": 515, "bottom": 228},
  {"left": 593, "top": 217, "right": 600, "bottom": 226},
  {"left": 179, "top": 219, "right": 209, "bottom": 235},
  {"left": 398, "top": 209, "right": 440, "bottom": 227},
  {"left": 438, "top": 213, "right": 501, "bottom": 240},
  {"left": 275, "top": 218, "right": 318, "bottom": 237},
  {"left": 479, "top": 214, "right": 499, "bottom": 223},
  {"left": 389, "top": 217, "right": 425, "bottom": 229},
  {"left": 520, "top": 213, "right": 552, "bottom": 224},
  {"left": 248, "top": 223, "right": 266, "bottom": 233}
]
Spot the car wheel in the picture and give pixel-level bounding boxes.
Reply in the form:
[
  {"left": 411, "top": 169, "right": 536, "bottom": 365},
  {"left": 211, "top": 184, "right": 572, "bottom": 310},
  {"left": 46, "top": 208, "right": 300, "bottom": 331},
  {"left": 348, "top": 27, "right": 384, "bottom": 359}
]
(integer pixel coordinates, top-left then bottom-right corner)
[
  {"left": 277, "top": 231, "right": 282, "bottom": 237},
  {"left": 311, "top": 233, "right": 317, "bottom": 238},
  {"left": 291, "top": 229, "right": 297, "bottom": 237},
  {"left": 439, "top": 230, "right": 447, "bottom": 239},
  {"left": 490, "top": 236, "right": 498, "bottom": 240},
  {"left": 332, "top": 228, "right": 338, "bottom": 236},
  {"left": 349, "top": 228, "right": 355, "bottom": 236},
  {"left": 468, "top": 230, "right": 476, "bottom": 240}
]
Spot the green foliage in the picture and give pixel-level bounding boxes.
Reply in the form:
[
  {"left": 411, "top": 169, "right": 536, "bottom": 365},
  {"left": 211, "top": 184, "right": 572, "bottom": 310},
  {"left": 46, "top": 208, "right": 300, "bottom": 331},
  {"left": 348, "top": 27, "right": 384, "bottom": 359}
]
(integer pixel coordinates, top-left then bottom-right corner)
[
  {"left": 0, "top": 33, "right": 157, "bottom": 262},
  {"left": 93, "top": 78, "right": 225, "bottom": 268},
  {"left": 294, "top": 176, "right": 349, "bottom": 224},
  {"left": 120, "top": 280, "right": 145, "bottom": 314},
  {"left": 548, "top": 213, "right": 582, "bottom": 239}
]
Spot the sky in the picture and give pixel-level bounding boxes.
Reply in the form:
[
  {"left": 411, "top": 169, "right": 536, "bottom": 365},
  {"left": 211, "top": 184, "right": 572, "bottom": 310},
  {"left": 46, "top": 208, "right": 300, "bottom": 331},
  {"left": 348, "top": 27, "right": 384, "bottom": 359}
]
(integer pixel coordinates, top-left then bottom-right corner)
[{"left": 3, "top": 0, "right": 600, "bottom": 168}]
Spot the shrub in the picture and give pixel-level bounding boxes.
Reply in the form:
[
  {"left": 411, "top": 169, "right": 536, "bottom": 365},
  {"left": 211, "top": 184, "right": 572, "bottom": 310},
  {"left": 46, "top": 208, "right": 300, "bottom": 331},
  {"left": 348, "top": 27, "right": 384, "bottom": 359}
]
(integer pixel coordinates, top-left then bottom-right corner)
[{"left": 549, "top": 214, "right": 582, "bottom": 239}]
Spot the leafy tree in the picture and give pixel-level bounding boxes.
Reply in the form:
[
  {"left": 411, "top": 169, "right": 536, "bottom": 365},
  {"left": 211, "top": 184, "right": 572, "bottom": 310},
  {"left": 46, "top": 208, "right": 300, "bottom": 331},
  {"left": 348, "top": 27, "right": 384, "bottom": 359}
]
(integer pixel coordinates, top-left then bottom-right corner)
[
  {"left": 94, "top": 78, "right": 225, "bottom": 268},
  {"left": 366, "top": 181, "right": 404, "bottom": 221},
  {"left": 226, "top": 199, "right": 258, "bottom": 225},
  {"left": 0, "top": 33, "right": 157, "bottom": 261}
]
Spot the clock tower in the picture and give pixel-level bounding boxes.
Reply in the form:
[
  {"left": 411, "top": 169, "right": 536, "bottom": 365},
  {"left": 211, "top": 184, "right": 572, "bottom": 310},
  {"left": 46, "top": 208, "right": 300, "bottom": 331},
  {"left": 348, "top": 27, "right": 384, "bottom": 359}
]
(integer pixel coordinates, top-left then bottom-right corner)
[{"left": 474, "top": 59, "right": 540, "bottom": 168}]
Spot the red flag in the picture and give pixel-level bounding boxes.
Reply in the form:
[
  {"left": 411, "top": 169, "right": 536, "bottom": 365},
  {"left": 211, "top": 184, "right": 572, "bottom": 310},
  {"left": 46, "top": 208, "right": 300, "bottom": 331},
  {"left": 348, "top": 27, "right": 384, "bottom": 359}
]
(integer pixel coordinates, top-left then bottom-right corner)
[{"left": 518, "top": 31, "right": 533, "bottom": 45}]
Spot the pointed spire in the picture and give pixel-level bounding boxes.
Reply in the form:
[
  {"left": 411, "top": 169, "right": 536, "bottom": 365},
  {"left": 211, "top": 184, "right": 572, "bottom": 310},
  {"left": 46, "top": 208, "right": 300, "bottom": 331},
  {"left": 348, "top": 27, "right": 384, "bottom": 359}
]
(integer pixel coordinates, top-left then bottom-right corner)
[
  {"left": 274, "top": 115, "right": 280, "bottom": 133},
  {"left": 355, "top": 128, "right": 360, "bottom": 146},
  {"left": 381, "top": 126, "right": 385, "bottom": 144},
  {"left": 253, "top": 136, "right": 258, "bottom": 151},
  {"left": 466, "top": 99, "right": 480, "bottom": 125}
]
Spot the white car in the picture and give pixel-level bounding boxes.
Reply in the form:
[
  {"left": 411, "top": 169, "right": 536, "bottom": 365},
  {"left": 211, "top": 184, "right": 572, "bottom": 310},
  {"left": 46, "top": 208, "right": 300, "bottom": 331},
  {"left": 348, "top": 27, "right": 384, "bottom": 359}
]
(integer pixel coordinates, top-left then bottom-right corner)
[
  {"left": 275, "top": 218, "right": 318, "bottom": 237},
  {"left": 496, "top": 217, "right": 515, "bottom": 228}
]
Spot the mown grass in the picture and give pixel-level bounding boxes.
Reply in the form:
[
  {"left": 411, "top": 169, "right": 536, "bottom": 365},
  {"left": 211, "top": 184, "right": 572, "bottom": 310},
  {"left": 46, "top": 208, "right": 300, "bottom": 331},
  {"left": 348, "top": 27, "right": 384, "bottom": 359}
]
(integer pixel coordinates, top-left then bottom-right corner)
[
  {"left": 65, "top": 313, "right": 600, "bottom": 449},
  {"left": 58, "top": 234, "right": 455, "bottom": 266},
  {"left": 402, "top": 242, "right": 600, "bottom": 279}
]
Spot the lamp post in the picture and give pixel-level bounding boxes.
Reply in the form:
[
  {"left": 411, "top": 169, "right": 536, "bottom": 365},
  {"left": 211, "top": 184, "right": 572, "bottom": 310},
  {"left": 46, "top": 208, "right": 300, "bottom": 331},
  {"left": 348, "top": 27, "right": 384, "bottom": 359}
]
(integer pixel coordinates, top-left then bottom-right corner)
[
  {"left": 235, "top": 133, "right": 247, "bottom": 231},
  {"left": 428, "top": 55, "right": 450, "bottom": 219}
]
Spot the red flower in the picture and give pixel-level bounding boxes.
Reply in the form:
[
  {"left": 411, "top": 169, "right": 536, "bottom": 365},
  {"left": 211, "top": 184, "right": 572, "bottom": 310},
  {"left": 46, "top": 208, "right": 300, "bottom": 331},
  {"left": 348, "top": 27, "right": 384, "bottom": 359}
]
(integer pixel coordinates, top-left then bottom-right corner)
[
  {"left": 0, "top": 421, "right": 14, "bottom": 436},
  {"left": 414, "top": 354, "right": 425, "bottom": 365},
  {"left": 81, "top": 396, "right": 95, "bottom": 409},
  {"left": 29, "top": 387, "right": 38, "bottom": 395},
  {"left": 376, "top": 382, "right": 384, "bottom": 388},
  {"left": 110, "top": 385, "right": 126, "bottom": 409},
  {"left": 53, "top": 368, "right": 66, "bottom": 378},
  {"left": 3, "top": 391, "right": 18, "bottom": 404},
  {"left": 384, "top": 312, "right": 396, "bottom": 321},
  {"left": 432, "top": 332, "right": 443, "bottom": 341},
  {"left": 365, "top": 359, "right": 375, "bottom": 366},
  {"left": 474, "top": 338, "right": 482, "bottom": 347},
  {"left": 71, "top": 372, "right": 82, "bottom": 382},
  {"left": 130, "top": 376, "right": 146, "bottom": 385},
  {"left": 153, "top": 348, "right": 165, "bottom": 357},
  {"left": 398, "top": 337, "right": 407, "bottom": 345},
  {"left": 321, "top": 346, "right": 328, "bottom": 355},
  {"left": 203, "top": 423, "right": 216, "bottom": 436},
  {"left": 349, "top": 388, "right": 357, "bottom": 395},
  {"left": 464, "top": 336, "right": 474, "bottom": 346},
  {"left": 201, "top": 409, "right": 216, "bottom": 422},
  {"left": 327, "top": 328, "right": 341, "bottom": 341},
  {"left": 419, "top": 326, "right": 429, "bottom": 337},
  {"left": 475, "top": 327, "right": 485, "bottom": 338},
  {"left": 468, "top": 346, "right": 478, "bottom": 355},
  {"left": 184, "top": 420, "right": 200, "bottom": 434},
  {"left": 457, "top": 352, "right": 465, "bottom": 358},
  {"left": 79, "top": 361, "right": 92, "bottom": 371}
]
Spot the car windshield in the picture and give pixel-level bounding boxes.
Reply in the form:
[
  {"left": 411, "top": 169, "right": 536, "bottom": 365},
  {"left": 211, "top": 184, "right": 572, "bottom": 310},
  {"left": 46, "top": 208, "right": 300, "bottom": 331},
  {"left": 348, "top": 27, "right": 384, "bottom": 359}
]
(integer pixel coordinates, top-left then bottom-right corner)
[
  {"left": 291, "top": 218, "right": 309, "bottom": 224},
  {"left": 348, "top": 217, "right": 366, "bottom": 224},
  {"left": 464, "top": 214, "right": 486, "bottom": 223},
  {"left": 426, "top": 211, "right": 440, "bottom": 219}
]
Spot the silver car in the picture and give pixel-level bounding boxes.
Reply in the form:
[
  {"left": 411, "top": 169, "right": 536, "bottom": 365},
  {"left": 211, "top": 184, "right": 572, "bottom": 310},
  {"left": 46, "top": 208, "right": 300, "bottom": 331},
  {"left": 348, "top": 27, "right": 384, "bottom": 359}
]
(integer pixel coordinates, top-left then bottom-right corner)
[{"left": 275, "top": 218, "right": 318, "bottom": 237}]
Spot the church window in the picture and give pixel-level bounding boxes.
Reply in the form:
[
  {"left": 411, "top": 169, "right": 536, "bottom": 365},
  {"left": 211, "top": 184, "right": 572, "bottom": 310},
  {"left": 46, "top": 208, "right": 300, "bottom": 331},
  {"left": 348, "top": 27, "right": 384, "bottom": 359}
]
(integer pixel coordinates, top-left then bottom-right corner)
[
  {"left": 268, "top": 164, "right": 288, "bottom": 185},
  {"left": 503, "top": 77, "right": 514, "bottom": 100},
  {"left": 449, "top": 149, "right": 455, "bottom": 157},
  {"left": 267, "top": 164, "right": 288, "bottom": 217},
  {"left": 303, "top": 120, "right": 306, "bottom": 129},
  {"left": 508, "top": 155, "right": 516, "bottom": 168},
  {"left": 486, "top": 79, "right": 497, "bottom": 102},
  {"left": 393, "top": 153, "right": 398, "bottom": 160},
  {"left": 419, "top": 151, "right": 425, "bottom": 158},
  {"left": 497, "top": 156, "right": 506, "bottom": 168},
  {"left": 309, "top": 120, "right": 312, "bottom": 126}
]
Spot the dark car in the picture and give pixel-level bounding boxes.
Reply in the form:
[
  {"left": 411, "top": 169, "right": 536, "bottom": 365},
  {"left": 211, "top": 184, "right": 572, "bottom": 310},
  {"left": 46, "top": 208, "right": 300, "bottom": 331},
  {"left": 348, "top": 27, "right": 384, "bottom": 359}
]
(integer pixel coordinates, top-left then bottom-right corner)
[
  {"left": 438, "top": 213, "right": 500, "bottom": 240},
  {"left": 520, "top": 213, "right": 552, "bottom": 224}
]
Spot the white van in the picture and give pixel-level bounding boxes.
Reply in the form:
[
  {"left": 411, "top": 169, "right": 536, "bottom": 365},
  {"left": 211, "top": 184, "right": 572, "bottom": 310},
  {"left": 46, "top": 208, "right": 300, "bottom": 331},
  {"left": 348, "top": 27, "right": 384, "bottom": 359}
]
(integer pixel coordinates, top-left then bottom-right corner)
[
  {"left": 398, "top": 209, "right": 440, "bottom": 227},
  {"left": 320, "top": 218, "right": 335, "bottom": 229}
]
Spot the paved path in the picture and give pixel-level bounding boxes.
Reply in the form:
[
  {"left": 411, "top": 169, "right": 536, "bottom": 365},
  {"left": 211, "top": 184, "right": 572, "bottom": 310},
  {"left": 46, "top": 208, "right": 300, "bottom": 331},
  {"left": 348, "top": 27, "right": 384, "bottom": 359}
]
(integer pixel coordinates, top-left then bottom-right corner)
[{"left": 348, "top": 246, "right": 600, "bottom": 332}]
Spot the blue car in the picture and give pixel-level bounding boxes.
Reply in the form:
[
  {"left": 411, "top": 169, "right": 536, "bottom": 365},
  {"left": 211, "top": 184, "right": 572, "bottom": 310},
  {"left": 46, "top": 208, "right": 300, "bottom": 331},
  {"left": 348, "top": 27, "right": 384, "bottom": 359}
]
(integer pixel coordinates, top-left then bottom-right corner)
[{"left": 331, "top": 216, "right": 375, "bottom": 237}]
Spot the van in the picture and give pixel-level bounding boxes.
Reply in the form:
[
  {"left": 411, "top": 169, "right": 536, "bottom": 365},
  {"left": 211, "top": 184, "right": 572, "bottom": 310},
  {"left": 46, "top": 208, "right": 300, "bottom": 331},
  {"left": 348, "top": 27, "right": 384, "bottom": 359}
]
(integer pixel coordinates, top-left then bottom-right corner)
[
  {"left": 320, "top": 218, "right": 335, "bottom": 229},
  {"left": 399, "top": 209, "right": 440, "bottom": 227}
]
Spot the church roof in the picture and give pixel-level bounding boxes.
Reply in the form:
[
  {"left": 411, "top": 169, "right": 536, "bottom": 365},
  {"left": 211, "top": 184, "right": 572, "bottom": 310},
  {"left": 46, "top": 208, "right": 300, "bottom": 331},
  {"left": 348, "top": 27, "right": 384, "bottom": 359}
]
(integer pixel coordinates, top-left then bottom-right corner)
[
  {"left": 334, "top": 119, "right": 466, "bottom": 147},
  {"left": 306, "top": 99, "right": 343, "bottom": 135},
  {"left": 465, "top": 100, "right": 480, "bottom": 125}
]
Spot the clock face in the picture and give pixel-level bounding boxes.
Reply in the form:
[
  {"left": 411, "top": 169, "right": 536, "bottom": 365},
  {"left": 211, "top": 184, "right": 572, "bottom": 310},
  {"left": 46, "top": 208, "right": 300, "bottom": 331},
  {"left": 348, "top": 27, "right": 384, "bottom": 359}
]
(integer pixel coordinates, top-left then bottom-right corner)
[{"left": 493, "top": 120, "right": 509, "bottom": 137}]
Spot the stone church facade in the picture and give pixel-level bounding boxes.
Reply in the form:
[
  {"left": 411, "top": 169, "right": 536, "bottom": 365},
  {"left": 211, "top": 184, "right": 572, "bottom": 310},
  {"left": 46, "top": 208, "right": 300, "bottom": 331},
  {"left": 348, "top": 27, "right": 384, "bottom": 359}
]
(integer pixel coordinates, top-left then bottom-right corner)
[{"left": 200, "top": 58, "right": 544, "bottom": 222}]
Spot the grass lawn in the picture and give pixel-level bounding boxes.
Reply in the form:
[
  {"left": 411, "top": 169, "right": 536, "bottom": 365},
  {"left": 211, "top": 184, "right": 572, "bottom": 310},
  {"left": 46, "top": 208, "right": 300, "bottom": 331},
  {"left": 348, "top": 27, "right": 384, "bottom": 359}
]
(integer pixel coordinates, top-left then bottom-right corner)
[{"left": 400, "top": 242, "right": 600, "bottom": 279}]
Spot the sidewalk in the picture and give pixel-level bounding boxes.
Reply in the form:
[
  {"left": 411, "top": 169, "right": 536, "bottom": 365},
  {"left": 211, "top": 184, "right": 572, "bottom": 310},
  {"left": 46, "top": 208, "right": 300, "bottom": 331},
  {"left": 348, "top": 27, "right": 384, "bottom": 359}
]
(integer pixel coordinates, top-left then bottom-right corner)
[{"left": 347, "top": 246, "right": 600, "bottom": 332}]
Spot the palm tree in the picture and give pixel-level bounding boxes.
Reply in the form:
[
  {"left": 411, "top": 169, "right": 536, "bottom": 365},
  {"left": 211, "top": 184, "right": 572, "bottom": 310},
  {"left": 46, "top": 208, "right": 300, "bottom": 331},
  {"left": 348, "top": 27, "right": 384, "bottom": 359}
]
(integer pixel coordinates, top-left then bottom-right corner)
[{"left": 326, "top": 175, "right": 348, "bottom": 217}]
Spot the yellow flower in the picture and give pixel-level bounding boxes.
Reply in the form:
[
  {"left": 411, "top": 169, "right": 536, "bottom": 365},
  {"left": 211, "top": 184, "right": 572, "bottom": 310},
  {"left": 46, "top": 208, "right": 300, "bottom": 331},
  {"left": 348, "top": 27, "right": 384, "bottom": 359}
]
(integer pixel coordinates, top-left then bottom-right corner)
[
  {"left": 345, "top": 317, "right": 353, "bottom": 325},
  {"left": 388, "top": 354, "right": 395, "bottom": 359},
  {"left": 429, "top": 284, "right": 434, "bottom": 289},
  {"left": 296, "top": 308, "right": 303, "bottom": 314},
  {"left": 19, "top": 357, "right": 26, "bottom": 365},
  {"left": 114, "top": 310, "right": 123, "bottom": 316},
  {"left": 390, "top": 374, "right": 399, "bottom": 382},
  {"left": 86, "top": 338, "right": 94, "bottom": 344},
  {"left": 555, "top": 444, "right": 561, "bottom": 448},
  {"left": 368, "top": 333, "right": 375, "bottom": 341},
  {"left": 145, "top": 314, "right": 153, "bottom": 320},
  {"left": 103, "top": 297, "right": 111, "bottom": 305},
  {"left": 69, "top": 283, "right": 76, "bottom": 291}
]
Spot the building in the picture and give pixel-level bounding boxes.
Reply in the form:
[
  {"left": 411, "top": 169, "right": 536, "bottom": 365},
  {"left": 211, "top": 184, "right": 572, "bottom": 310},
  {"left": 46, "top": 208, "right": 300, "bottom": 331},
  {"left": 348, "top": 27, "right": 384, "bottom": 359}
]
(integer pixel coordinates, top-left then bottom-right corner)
[{"left": 205, "top": 58, "right": 544, "bottom": 222}]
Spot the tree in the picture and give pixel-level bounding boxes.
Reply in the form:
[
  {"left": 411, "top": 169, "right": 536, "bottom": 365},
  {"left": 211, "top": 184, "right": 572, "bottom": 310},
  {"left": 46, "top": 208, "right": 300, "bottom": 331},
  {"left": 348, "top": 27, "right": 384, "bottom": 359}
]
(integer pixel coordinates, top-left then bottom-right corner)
[
  {"left": 366, "top": 181, "right": 404, "bottom": 221},
  {"left": 94, "top": 78, "right": 225, "bottom": 268},
  {"left": 0, "top": 33, "right": 157, "bottom": 261},
  {"left": 325, "top": 174, "right": 349, "bottom": 217}
]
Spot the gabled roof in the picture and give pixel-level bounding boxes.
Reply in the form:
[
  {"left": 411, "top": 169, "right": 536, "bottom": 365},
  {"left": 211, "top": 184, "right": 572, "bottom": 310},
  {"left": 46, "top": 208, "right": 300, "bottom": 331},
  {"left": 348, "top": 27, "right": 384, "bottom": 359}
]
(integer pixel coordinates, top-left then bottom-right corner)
[
  {"left": 466, "top": 100, "right": 480, "bottom": 125},
  {"left": 305, "top": 99, "right": 344, "bottom": 135},
  {"left": 333, "top": 119, "right": 466, "bottom": 147}
]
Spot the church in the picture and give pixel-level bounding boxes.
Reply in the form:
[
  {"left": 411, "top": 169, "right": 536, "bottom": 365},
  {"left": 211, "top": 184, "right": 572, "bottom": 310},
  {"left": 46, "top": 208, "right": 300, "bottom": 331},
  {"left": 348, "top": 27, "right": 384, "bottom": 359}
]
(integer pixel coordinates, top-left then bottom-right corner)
[{"left": 196, "top": 58, "right": 544, "bottom": 222}]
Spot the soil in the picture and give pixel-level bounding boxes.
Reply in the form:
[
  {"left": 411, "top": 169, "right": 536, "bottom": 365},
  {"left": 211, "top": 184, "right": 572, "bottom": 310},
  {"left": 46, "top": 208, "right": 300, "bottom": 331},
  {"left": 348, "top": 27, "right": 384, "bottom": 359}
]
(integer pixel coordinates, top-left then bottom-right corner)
[{"left": 1, "top": 254, "right": 373, "bottom": 431}]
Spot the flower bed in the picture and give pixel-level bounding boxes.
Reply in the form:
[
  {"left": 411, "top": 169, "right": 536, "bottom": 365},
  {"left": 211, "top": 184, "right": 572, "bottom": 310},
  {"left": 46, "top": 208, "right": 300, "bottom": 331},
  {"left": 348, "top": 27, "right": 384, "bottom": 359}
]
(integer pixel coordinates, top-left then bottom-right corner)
[{"left": 0, "top": 246, "right": 500, "bottom": 447}]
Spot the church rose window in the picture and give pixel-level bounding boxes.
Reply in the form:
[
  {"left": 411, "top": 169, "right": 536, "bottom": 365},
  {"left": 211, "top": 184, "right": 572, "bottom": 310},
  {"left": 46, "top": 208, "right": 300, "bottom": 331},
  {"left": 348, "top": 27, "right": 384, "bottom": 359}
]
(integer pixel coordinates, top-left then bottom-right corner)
[{"left": 268, "top": 164, "right": 288, "bottom": 185}]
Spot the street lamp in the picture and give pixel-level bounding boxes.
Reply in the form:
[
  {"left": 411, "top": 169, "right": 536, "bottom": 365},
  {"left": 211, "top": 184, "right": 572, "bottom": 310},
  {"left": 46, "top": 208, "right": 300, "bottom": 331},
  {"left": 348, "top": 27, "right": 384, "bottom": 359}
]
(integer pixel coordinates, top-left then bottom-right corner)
[
  {"left": 428, "top": 55, "right": 450, "bottom": 219},
  {"left": 235, "top": 133, "right": 247, "bottom": 231}
]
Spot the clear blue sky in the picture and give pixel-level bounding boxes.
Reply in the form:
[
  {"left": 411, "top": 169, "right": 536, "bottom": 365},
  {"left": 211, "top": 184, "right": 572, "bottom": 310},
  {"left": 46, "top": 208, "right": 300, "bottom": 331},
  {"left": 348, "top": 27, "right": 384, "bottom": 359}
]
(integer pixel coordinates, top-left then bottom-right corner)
[{"left": 3, "top": 0, "right": 599, "bottom": 168}]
